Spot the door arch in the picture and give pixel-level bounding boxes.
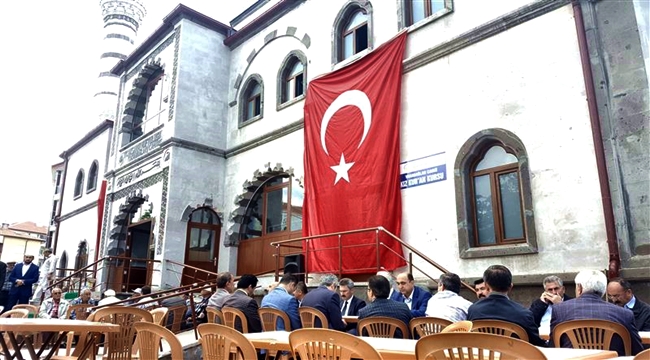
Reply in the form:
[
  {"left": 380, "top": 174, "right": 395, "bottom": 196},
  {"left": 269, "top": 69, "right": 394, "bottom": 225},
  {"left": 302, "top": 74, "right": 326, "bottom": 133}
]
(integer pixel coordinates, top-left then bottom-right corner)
[{"left": 183, "top": 207, "right": 221, "bottom": 285}]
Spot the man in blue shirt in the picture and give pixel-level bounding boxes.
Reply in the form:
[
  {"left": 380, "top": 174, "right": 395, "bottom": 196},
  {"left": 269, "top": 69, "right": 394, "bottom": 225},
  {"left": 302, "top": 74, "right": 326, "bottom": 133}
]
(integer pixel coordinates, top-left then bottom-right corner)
[{"left": 261, "top": 273, "right": 301, "bottom": 331}]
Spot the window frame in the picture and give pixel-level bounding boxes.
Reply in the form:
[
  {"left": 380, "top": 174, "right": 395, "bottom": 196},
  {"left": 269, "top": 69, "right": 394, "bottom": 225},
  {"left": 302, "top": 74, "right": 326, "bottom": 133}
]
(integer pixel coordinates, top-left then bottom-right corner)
[
  {"left": 454, "top": 128, "right": 538, "bottom": 259},
  {"left": 398, "top": 0, "right": 454, "bottom": 31},
  {"left": 73, "top": 169, "right": 85, "bottom": 200},
  {"left": 331, "top": 0, "right": 374, "bottom": 66},
  {"left": 86, "top": 160, "right": 99, "bottom": 194},
  {"left": 239, "top": 74, "right": 264, "bottom": 127},
  {"left": 277, "top": 51, "right": 308, "bottom": 110},
  {"left": 341, "top": 10, "right": 369, "bottom": 60}
]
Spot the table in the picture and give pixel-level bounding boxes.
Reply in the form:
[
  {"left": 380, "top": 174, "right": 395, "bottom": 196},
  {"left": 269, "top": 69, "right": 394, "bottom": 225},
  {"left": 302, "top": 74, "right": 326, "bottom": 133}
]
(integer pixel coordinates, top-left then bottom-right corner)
[
  {"left": 244, "top": 331, "right": 619, "bottom": 360},
  {"left": 0, "top": 318, "right": 119, "bottom": 360},
  {"left": 342, "top": 316, "right": 358, "bottom": 324}
]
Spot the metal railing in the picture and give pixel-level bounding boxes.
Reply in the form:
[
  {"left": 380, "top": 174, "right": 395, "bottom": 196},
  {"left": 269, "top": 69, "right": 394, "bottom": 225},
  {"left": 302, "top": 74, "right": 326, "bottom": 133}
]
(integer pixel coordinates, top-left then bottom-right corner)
[{"left": 270, "top": 226, "right": 475, "bottom": 293}]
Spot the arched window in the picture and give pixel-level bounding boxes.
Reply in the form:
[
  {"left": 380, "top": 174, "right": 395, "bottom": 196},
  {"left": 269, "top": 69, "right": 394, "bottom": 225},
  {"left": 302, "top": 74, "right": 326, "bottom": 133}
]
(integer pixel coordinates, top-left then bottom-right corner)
[
  {"left": 400, "top": 0, "right": 452, "bottom": 28},
  {"left": 242, "top": 175, "right": 303, "bottom": 239},
  {"left": 74, "top": 240, "right": 88, "bottom": 272},
  {"left": 186, "top": 207, "right": 222, "bottom": 268},
  {"left": 57, "top": 251, "right": 68, "bottom": 278},
  {"left": 332, "top": 1, "right": 373, "bottom": 64},
  {"left": 277, "top": 51, "right": 308, "bottom": 109},
  {"left": 131, "top": 69, "right": 164, "bottom": 142},
  {"left": 74, "top": 169, "right": 85, "bottom": 199},
  {"left": 454, "top": 128, "right": 538, "bottom": 258},
  {"left": 240, "top": 75, "right": 264, "bottom": 124},
  {"left": 87, "top": 161, "right": 99, "bottom": 193}
]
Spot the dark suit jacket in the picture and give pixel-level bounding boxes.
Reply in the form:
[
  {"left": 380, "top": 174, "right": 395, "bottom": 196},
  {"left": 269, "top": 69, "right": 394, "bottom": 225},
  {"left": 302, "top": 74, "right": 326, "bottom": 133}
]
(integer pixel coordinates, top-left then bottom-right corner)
[
  {"left": 222, "top": 289, "right": 262, "bottom": 333},
  {"left": 341, "top": 295, "right": 366, "bottom": 331},
  {"left": 468, "top": 293, "right": 546, "bottom": 346},
  {"left": 0, "top": 262, "right": 6, "bottom": 290},
  {"left": 631, "top": 297, "right": 650, "bottom": 331},
  {"left": 358, "top": 298, "right": 413, "bottom": 338},
  {"left": 390, "top": 285, "right": 432, "bottom": 317},
  {"left": 550, "top": 292, "right": 643, "bottom": 356},
  {"left": 529, "top": 294, "right": 573, "bottom": 327},
  {"left": 301, "top": 286, "right": 346, "bottom": 331},
  {"left": 8, "top": 263, "right": 39, "bottom": 297}
]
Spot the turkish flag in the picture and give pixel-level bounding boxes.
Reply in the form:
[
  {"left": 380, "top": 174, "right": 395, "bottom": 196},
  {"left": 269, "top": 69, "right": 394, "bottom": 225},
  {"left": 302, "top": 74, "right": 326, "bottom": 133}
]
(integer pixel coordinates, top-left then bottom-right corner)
[{"left": 302, "top": 32, "right": 408, "bottom": 274}]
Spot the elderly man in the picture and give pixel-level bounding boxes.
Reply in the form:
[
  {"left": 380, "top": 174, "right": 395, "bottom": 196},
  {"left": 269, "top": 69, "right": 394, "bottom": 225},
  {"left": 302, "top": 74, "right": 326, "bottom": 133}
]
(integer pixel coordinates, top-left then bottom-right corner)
[
  {"left": 390, "top": 272, "right": 432, "bottom": 317},
  {"left": 38, "top": 287, "right": 70, "bottom": 319},
  {"left": 7, "top": 255, "right": 39, "bottom": 309},
  {"left": 261, "top": 273, "right": 301, "bottom": 330},
  {"left": 208, "top": 272, "right": 235, "bottom": 310},
  {"left": 474, "top": 278, "right": 490, "bottom": 299},
  {"left": 607, "top": 277, "right": 650, "bottom": 331},
  {"left": 69, "top": 288, "right": 98, "bottom": 319},
  {"left": 359, "top": 275, "right": 412, "bottom": 338},
  {"left": 529, "top": 275, "right": 573, "bottom": 329},
  {"left": 426, "top": 273, "right": 473, "bottom": 322},
  {"left": 32, "top": 248, "right": 57, "bottom": 302},
  {"left": 468, "top": 265, "right": 546, "bottom": 346},
  {"left": 551, "top": 270, "right": 643, "bottom": 356},
  {"left": 301, "top": 274, "right": 346, "bottom": 331},
  {"left": 222, "top": 274, "right": 262, "bottom": 333},
  {"left": 98, "top": 289, "right": 121, "bottom": 307}
]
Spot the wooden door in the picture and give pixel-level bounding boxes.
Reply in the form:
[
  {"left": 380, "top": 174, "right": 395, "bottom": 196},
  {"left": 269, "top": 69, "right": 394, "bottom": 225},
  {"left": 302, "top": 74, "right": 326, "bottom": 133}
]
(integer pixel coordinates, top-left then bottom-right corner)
[{"left": 183, "top": 220, "right": 221, "bottom": 285}]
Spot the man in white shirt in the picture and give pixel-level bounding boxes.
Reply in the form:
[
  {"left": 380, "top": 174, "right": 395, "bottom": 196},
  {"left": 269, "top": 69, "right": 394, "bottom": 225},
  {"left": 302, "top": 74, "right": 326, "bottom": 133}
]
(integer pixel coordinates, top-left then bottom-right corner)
[
  {"left": 339, "top": 278, "right": 366, "bottom": 332},
  {"left": 32, "top": 248, "right": 57, "bottom": 302},
  {"left": 98, "top": 289, "right": 121, "bottom": 307},
  {"left": 426, "top": 273, "right": 473, "bottom": 322}
]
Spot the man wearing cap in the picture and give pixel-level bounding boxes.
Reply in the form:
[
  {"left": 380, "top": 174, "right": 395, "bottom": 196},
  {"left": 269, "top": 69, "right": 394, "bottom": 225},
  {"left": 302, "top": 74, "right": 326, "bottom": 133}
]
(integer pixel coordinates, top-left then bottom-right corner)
[
  {"left": 98, "top": 289, "right": 121, "bottom": 306},
  {"left": 32, "top": 248, "right": 57, "bottom": 302},
  {"left": 7, "top": 255, "right": 39, "bottom": 309}
]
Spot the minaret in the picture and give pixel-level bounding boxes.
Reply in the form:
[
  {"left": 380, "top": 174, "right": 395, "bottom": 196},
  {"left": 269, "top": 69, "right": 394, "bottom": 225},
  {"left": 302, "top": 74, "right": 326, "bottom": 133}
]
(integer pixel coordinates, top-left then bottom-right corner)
[{"left": 96, "top": 0, "right": 147, "bottom": 121}]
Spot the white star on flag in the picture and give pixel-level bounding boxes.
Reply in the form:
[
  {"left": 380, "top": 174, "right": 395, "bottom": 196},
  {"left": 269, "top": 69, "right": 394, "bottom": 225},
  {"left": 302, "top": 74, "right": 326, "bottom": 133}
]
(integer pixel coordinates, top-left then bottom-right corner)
[{"left": 330, "top": 154, "right": 355, "bottom": 185}]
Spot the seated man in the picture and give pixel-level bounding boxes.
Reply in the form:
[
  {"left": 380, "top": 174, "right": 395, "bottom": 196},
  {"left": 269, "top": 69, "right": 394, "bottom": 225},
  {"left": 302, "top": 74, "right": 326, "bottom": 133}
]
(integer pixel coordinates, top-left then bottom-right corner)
[
  {"left": 426, "top": 272, "right": 473, "bottom": 322},
  {"left": 208, "top": 272, "right": 235, "bottom": 310},
  {"left": 294, "top": 281, "right": 308, "bottom": 306},
  {"left": 529, "top": 275, "right": 572, "bottom": 330},
  {"left": 550, "top": 270, "right": 643, "bottom": 356},
  {"left": 607, "top": 277, "right": 650, "bottom": 331},
  {"left": 474, "top": 278, "right": 490, "bottom": 299},
  {"left": 339, "top": 278, "right": 367, "bottom": 332},
  {"left": 38, "top": 287, "right": 70, "bottom": 319},
  {"left": 98, "top": 289, "right": 121, "bottom": 307},
  {"left": 261, "top": 273, "right": 301, "bottom": 330},
  {"left": 301, "top": 274, "right": 346, "bottom": 331},
  {"left": 390, "top": 272, "right": 432, "bottom": 317},
  {"left": 135, "top": 286, "right": 158, "bottom": 310},
  {"left": 182, "top": 288, "right": 212, "bottom": 329},
  {"left": 69, "top": 288, "right": 98, "bottom": 319},
  {"left": 358, "top": 275, "right": 412, "bottom": 338},
  {"left": 467, "top": 265, "right": 546, "bottom": 346},
  {"left": 222, "top": 274, "right": 262, "bottom": 333}
]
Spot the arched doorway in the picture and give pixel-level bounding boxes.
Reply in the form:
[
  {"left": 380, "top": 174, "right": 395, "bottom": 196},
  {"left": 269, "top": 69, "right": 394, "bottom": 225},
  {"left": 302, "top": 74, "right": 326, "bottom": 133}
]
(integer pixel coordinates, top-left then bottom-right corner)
[{"left": 183, "top": 207, "right": 221, "bottom": 285}]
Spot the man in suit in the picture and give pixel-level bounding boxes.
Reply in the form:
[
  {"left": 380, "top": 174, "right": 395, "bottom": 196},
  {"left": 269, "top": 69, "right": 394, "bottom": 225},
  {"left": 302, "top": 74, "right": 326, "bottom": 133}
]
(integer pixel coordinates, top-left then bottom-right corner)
[
  {"left": 222, "top": 274, "right": 262, "bottom": 333},
  {"left": 301, "top": 274, "right": 346, "bottom": 331},
  {"left": 339, "top": 278, "right": 366, "bottom": 332},
  {"left": 551, "top": 270, "right": 643, "bottom": 356},
  {"left": 7, "top": 255, "right": 39, "bottom": 309},
  {"left": 208, "top": 272, "right": 235, "bottom": 310},
  {"left": 0, "top": 261, "right": 15, "bottom": 312},
  {"left": 529, "top": 275, "right": 573, "bottom": 328},
  {"left": 390, "top": 272, "right": 432, "bottom": 317},
  {"left": 467, "top": 265, "right": 546, "bottom": 346},
  {"left": 359, "top": 275, "right": 413, "bottom": 338},
  {"left": 261, "top": 273, "right": 301, "bottom": 330},
  {"left": 607, "top": 277, "right": 650, "bottom": 331}
]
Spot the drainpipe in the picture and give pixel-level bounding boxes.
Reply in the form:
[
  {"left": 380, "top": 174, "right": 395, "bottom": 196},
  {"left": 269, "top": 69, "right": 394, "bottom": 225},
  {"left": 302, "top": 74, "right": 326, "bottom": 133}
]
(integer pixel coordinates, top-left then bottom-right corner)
[
  {"left": 572, "top": 0, "right": 620, "bottom": 278},
  {"left": 53, "top": 152, "right": 69, "bottom": 254}
]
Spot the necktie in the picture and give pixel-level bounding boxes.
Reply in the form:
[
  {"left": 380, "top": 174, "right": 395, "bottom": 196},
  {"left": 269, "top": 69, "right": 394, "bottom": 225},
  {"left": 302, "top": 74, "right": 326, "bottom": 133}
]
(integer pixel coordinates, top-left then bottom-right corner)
[{"left": 341, "top": 300, "right": 348, "bottom": 315}]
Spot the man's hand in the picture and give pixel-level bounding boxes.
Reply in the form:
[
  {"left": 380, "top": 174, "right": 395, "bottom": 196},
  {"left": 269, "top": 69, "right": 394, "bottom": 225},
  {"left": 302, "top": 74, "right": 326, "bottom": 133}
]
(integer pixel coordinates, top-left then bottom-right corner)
[
  {"left": 541, "top": 292, "right": 562, "bottom": 305},
  {"left": 16, "top": 279, "right": 24, "bottom": 286}
]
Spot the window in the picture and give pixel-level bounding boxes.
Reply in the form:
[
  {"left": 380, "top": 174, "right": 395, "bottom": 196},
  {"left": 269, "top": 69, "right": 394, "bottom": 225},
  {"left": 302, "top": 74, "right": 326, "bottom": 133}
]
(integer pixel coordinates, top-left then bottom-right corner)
[
  {"left": 239, "top": 75, "right": 264, "bottom": 125},
  {"left": 399, "top": 0, "right": 453, "bottom": 29},
  {"left": 87, "top": 161, "right": 99, "bottom": 193},
  {"left": 50, "top": 200, "right": 58, "bottom": 225},
  {"left": 455, "top": 128, "right": 538, "bottom": 258},
  {"left": 278, "top": 51, "right": 307, "bottom": 108},
  {"left": 54, "top": 170, "right": 62, "bottom": 194},
  {"left": 131, "top": 70, "right": 164, "bottom": 142},
  {"left": 74, "top": 240, "right": 88, "bottom": 272},
  {"left": 120, "top": 62, "right": 165, "bottom": 147},
  {"left": 73, "top": 169, "right": 84, "bottom": 199},
  {"left": 332, "top": 1, "right": 373, "bottom": 64},
  {"left": 242, "top": 175, "right": 303, "bottom": 239}
]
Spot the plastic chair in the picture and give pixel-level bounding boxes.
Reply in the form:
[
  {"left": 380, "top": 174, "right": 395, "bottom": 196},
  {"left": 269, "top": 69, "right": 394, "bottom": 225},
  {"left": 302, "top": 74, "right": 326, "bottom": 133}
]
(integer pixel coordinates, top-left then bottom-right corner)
[
  {"left": 416, "top": 332, "right": 548, "bottom": 360},
  {"left": 207, "top": 307, "right": 224, "bottom": 324},
  {"left": 64, "top": 304, "right": 96, "bottom": 356},
  {"left": 166, "top": 305, "right": 187, "bottom": 333},
  {"left": 222, "top": 307, "right": 249, "bottom": 333},
  {"left": 441, "top": 320, "right": 473, "bottom": 333},
  {"left": 357, "top": 316, "right": 409, "bottom": 339},
  {"left": 150, "top": 307, "right": 169, "bottom": 326},
  {"left": 197, "top": 323, "right": 258, "bottom": 360},
  {"left": 259, "top": 307, "right": 292, "bottom": 331},
  {"left": 12, "top": 304, "right": 38, "bottom": 317},
  {"left": 410, "top": 317, "right": 452, "bottom": 338},
  {"left": 471, "top": 319, "right": 529, "bottom": 341},
  {"left": 289, "top": 328, "right": 383, "bottom": 360},
  {"left": 633, "top": 348, "right": 650, "bottom": 360},
  {"left": 133, "top": 322, "right": 183, "bottom": 360},
  {"left": 552, "top": 319, "right": 632, "bottom": 356},
  {"left": 298, "top": 306, "right": 328, "bottom": 329},
  {"left": 1, "top": 309, "right": 29, "bottom": 352},
  {"left": 93, "top": 306, "right": 154, "bottom": 360}
]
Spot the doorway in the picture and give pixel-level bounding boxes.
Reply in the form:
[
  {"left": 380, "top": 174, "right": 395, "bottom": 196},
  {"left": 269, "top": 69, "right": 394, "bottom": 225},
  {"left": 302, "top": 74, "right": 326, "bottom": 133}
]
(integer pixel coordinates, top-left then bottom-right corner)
[
  {"left": 183, "top": 207, "right": 221, "bottom": 285},
  {"left": 122, "top": 219, "right": 155, "bottom": 291}
]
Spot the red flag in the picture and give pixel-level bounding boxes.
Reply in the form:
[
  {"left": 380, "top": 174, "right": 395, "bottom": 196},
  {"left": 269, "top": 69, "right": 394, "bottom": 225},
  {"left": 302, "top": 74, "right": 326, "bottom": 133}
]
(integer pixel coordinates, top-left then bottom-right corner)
[{"left": 303, "top": 32, "right": 408, "bottom": 274}]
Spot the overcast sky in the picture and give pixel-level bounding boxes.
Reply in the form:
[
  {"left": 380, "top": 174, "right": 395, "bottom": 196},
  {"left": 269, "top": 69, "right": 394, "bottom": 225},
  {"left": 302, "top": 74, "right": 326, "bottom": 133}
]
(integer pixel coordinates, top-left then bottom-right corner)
[{"left": 0, "top": 0, "right": 254, "bottom": 226}]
